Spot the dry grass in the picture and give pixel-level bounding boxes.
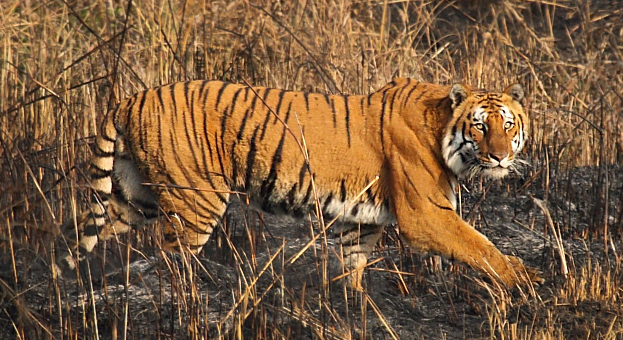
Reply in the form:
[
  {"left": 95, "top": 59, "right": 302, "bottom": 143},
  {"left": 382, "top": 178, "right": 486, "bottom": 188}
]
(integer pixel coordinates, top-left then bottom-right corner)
[{"left": 1, "top": 0, "right": 622, "bottom": 339}]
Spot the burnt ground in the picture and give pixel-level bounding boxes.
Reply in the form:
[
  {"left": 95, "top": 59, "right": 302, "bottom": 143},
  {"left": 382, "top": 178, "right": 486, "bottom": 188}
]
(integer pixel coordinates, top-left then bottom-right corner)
[{"left": 1, "top": 165, "right": 622, "bottom": 339}]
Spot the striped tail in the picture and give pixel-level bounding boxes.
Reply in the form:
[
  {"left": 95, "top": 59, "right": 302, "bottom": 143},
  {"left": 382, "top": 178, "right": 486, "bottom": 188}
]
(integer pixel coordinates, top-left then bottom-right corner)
[
  {"left": 81, "top": 109, "right": 120, "bottom": 253},
  {"left": 57, "top": 109, "right": 120, "bottom": 273}
]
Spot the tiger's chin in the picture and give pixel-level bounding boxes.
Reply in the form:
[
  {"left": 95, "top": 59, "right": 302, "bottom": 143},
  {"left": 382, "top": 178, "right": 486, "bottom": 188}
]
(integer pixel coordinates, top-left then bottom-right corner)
[
  {"left": 455, "top": 163, "right": 512, "bottom": 181},
  {"left": 481, "top": 166, "right": 510, "bottom": 180}
]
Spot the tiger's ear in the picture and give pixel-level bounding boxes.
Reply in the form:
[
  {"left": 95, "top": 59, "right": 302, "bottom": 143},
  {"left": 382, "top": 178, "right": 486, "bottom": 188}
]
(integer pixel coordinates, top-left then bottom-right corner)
[
  {"left": 449, "top": 84, "right": 470, "bottom": 109},
  {"left": 504, "top": 83, "right": 524, "bottom": 102}
]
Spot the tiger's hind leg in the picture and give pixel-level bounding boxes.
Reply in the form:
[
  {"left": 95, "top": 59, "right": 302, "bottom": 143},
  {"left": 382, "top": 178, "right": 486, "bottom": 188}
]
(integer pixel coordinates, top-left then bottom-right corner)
[
  {"left": 156, "top": 186, "right": 229, "bottom": 255},
  {"left": 334, "top": 224, "right": 385, "bottom": 290},
  {"left": 56, "top": 154, "right": 159, "bottom": 274}
]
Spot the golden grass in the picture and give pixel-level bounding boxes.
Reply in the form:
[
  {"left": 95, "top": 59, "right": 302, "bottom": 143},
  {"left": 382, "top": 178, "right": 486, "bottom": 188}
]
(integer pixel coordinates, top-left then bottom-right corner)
[{"left": 1, "top": 0, "right": 622, "bottom": 339}]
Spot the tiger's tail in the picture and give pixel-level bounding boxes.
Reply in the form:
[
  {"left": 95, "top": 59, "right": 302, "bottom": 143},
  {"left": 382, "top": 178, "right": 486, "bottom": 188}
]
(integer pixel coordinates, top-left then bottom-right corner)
[{"left": 57, "top": 108, "right": 121, "bottom": 272}]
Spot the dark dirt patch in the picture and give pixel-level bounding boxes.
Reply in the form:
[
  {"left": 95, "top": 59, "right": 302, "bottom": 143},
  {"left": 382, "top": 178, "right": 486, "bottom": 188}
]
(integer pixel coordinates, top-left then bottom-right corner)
[{"left": 1, "top": 166, "right": 622, "bottom": 339}]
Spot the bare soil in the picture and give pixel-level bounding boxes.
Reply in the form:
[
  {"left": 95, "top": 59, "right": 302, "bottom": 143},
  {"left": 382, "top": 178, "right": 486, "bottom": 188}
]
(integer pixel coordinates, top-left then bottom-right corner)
[{"left": 2, "top": 165, "right": 621, "bottom": 339}]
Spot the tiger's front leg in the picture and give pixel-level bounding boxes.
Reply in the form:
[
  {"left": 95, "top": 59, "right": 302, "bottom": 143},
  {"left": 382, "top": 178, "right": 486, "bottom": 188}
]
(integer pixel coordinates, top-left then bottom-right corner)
[
  {"left": 398, "top": 201, "right": 540, "bottom": 287},
  {"left": 389, "top": 168, "right": 542, "bottom": 287}
]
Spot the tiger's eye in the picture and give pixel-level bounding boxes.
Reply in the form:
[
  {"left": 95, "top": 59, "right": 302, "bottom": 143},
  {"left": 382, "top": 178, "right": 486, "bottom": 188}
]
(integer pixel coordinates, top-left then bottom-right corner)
[
  {"left": 504, "top": 121, "right": 514, "bottom": 130},
  {"left": 474, "top": 123, "right": 485, "bottom": 131}
]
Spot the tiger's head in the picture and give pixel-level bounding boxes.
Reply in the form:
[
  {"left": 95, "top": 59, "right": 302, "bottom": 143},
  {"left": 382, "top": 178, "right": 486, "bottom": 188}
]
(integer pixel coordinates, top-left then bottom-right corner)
[{"left": 442, "top": 83, "right": 527, "bottom": 180}]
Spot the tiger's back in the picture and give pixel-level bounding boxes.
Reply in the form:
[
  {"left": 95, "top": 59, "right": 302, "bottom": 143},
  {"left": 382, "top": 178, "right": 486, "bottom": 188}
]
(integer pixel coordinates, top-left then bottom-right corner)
[{"left": 59, "top": 78, "right": 542, "bottom": 289}]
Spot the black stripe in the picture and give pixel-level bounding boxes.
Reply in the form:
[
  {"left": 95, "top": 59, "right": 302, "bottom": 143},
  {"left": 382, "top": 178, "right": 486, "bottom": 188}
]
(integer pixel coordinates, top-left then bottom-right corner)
[
  {"left": 188, "top": 82, "right": 201, "bottom": 146},
  {"left": 395, "top": 78, "right": 411, "bottom": 99},
  {"left": 244, "top": 126, "right": 260, "bottom": 190},
  {"left": 221, "top": 88, "right": 244, "bottom": 146},
  {"left": 236, "top": 107, "right": 252, "bottom": 141},
  {"left": 428, "top": 197, "right": 454, "bottom": 211},
  {"left": 260, "top": 130, "right": 286, "bottom": 201},
  {"left": 163, "top": 174, "right": 182, "bottom": 200},
  {"left": 140, "top": 210, "right": 159, "bottom": 220},
  {"left": 324, "top": 94, "right": 337, "bottom": 128},
  {"left": 183, "top": 220, "right": 213, "bottom": 235},
  {"left": 286, "top": 184, "right": 297, "bottom": 207},
  {"left": 213, "top": 131, "right": 228, "bottom": 188},
  {"left": 271, "top": 90, "right": 287, "bottom": 124},
  {"left": 340, "top": 179, "right": 347, "bottom": 201},
  {"left": 166, "top": 183, "right": 223, "bottom": 219},
  {"left": 398, "top": 158, "right": 422, "bottom": 206},
  {"left": 302, "top": 181, "right": 313, "bottom": 207},
  {"left": 100, "top": 130, "right": 116, "bottom": 143},
  {"left": 88, "top": 212, "right": 107, "bottom": 219},
  {"left": 84, "top": 224, "right": 99, "bottom": 236},
  {"left": 164, "top": 232, "right": 178, "bottom": 243},
  {"left": 380, "top": 92, "right": 388, "bottom": 153},
  {"left": 322, "top": 192, "right": 334, "bottom": 212},
  {"left": 90, "top": 169, "right": 112, "bottom": 180},
  {"left": 154, "top": 87, "right": 166, "bottom": 165},
  {"left": 137, "top": 91, "right": 150, "bottom": 154},
  {"left": 202, "top": 96, "right": 215, "bottom": 166},
  {"left": 89, "top": 163, "right": 112, "bottom": 174},
  {"left": 365, "top": 187, "right": 375, "bottom": 203},
  {"left": 93, "top": 145, "right": 114, "bottom": 157},
  {"left": 174, "top": 198, "right": 220, "bottom": 223},
  {"left": 230, "top": 143, "right": 239, "bottom": 186},
  {"left": 194, "top": 83, "right": 210, "bottom": 176},
  {"left": 182, "top": 83, "right": 205, "bottom": 178},
  {"left": 183, "top": 81, "right": 191, "bottom": 107},
  {"left": 360, "top": 96, "right": 365, "bottom": 117},
  {"left": 214, "top": 82, "right": 231, "bottom": 112},
  {"left": 236, "top": 87, "right": 254, "bottom": 141},
  {"left": 93, "top": 189, "right": 111, "bottom": 200},
  {"left": 115, "top": 216, "right": 135, "bottom": 228},
  {"left": 100, "top": 106, "right": 119, "bottom": 142},
  {"left": 449, "top": 124, "right": 458, "bottom": 146},
  {"left": 257, "top": 88, "right": 274, "bottom": 140},
  {"left": 283, "top": 100, "right": 293, "bottom": 124},
  {"left": 388, "top": 91, "right": 396, "bottom": 120},
  {"left": 250, "top": 87, "right": 266, "bottom": 112},
  {"left": 344, "top": 96, "right": 351, "bottom": 147},
  {"left": 352, "top": 227, "right": 381, "bottom": 240},
  {"left": 303, "top": 92, "right": 310, "bottom": 113},
  {"left": 456, "top": 139, "right": 475, "bottom": 151},
  {"left": 298, "top": 162, "right": 309, "bottom": 186},
  {"left": 412, "top": 90, "right": 427, "bottom": 105},
  {"left": 401, "top": 82, "right": 419, "bottom": 110},
  {"left": 169, "top": 83, "right": 178, "bottom": 125}
]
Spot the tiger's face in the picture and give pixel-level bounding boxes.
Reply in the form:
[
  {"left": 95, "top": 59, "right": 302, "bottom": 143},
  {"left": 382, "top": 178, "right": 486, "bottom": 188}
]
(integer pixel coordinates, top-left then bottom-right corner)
[{"left": 442, "top": 83, "right": 527, "bottom": 180}]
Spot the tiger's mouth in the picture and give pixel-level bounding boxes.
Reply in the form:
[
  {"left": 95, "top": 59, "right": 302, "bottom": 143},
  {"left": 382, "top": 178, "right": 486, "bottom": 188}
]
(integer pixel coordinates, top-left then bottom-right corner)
[{"left": 460, "top": 157, "right": 513, "bottom": 180}]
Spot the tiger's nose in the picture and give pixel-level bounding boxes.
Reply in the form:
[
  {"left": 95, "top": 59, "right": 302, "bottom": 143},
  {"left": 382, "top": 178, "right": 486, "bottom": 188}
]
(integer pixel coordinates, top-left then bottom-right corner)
[{"left": 489, "top": 152, "right": 508, "bottom": 162}]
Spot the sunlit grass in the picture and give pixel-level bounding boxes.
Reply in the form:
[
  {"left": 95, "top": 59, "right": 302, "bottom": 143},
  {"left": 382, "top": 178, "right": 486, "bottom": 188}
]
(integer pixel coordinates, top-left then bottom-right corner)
[{"left": 1, "top": 1, "right": 622, "bottom": 339}]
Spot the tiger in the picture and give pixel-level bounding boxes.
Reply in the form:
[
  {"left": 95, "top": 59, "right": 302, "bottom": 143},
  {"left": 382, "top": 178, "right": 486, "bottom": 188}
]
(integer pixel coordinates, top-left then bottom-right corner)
[{"left": 57, "top": 77, "right": 543, "bottom": 289}]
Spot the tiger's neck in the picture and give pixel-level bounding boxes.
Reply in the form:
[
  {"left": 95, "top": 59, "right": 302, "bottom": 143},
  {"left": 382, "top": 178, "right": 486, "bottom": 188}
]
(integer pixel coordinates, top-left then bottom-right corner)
[{"left": 364, "top": 79, "right": 459, "bottom": 209}]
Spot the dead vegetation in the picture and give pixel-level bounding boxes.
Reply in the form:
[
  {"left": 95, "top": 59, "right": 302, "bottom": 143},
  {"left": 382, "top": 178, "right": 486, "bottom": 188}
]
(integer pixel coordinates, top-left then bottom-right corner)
[{"left": 1, "top": 0, "right": 622, "bottom": 339}]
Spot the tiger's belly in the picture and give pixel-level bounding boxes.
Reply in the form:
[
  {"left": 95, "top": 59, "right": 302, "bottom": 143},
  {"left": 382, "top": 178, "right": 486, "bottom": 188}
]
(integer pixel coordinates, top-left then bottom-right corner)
[
  {"left": 248, "top": 192, "right": 396, "bottom": 226},
  {"left": 321, "top": 197, "right": 396, "bottom": 225}
]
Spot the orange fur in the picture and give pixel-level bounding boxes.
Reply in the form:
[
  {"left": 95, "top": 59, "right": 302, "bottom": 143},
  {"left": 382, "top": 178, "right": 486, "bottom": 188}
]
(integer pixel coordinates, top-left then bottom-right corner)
[{"left": 58, "top": 78, "right": 542, "bottom": 288}]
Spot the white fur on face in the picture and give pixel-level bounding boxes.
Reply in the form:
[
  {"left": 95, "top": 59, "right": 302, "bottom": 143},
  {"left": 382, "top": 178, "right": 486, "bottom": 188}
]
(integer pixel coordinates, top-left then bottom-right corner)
[{"left": 443, "top": 104, "right": 524, "bottom": 180}]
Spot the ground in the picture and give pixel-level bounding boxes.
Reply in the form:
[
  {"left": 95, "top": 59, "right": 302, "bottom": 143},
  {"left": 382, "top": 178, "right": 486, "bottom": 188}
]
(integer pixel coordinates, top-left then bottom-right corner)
[{"left": 2, "top": 165, "right": 621, "bottom": 339}]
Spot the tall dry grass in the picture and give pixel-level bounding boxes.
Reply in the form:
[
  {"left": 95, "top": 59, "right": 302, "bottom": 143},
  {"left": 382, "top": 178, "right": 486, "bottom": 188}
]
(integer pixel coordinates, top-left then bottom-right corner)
[{"left": 1, "top": 0, "right": 622, "bottom": 339}]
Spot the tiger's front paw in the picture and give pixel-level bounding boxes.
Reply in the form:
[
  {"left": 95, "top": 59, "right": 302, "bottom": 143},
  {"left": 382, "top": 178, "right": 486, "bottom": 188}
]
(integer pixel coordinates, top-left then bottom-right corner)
[{"left": 506, "top": 255, "right": 544, "bottom": 286}]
